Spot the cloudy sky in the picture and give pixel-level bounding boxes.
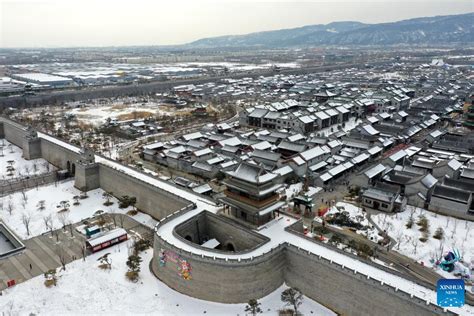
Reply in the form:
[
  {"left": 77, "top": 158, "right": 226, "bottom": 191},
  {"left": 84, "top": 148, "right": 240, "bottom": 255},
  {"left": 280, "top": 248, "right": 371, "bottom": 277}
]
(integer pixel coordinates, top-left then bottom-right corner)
[{"left": 0, "top": 0, "right": 472, "bottom": 47}]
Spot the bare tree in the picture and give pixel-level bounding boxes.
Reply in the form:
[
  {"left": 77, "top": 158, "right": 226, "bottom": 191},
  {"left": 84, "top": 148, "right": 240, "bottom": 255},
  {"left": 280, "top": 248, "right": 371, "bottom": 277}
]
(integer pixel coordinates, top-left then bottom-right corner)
[
  {"left": 411, "top": 238, "right": 419, "bottom": 255},
  {"left": 118, "top": 213, "right": 125, "bottom": 228},
  {"left": 102, "top": 191, "right": 114, "bottom": 206},
  {"left": 43, "top": 161, "right": 51, "bottom": 173},
  {"left": 6, "top": 200, "right": 14, "bottom": 215},
  {"left": 451, "top": 219, "right": 458, "bottom": 239},
  {"left": 55, "top": 246, "right": 68, "bottom": 271},
  {"left": 37, "top": 200, "right": 46, "bottom": 211},
  {"left": 24, "top": 165, "right": 31, "bottom": 177},
  {"left": 112, "top": 214, "right": 118, "bottom": 228},
  {"left": 281, "top": 287, "right": 303, "bottom": 315},
  {"left": 395, "top": 229, "right": 404, "bottom": 250},
  {"left": 32, "top": 161, "right": 39, "bottom": 175},
  {"left": 68, "top": 221, "right": 74, "bottom": 237},
  {"left": 21, "top": 213, "right": 32, "bottom": 236},
  {"left": 81, "top": 245, "right": 87, "bottom": 262},
  {"left": 43, "top": 214, "right": 53, "bottom": 236},
  {"left": 445, "top": 216, "right": 450, "bottom": 228},
  {"left": 57, "top": 212, "right": 69, "bottom": 231}
]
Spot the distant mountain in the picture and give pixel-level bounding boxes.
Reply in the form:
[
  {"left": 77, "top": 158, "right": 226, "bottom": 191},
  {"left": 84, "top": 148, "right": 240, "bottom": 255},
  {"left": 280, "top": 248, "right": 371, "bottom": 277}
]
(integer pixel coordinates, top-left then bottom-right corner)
[{"left": 188, "top": 13, "right": 474, "bottom": 48}]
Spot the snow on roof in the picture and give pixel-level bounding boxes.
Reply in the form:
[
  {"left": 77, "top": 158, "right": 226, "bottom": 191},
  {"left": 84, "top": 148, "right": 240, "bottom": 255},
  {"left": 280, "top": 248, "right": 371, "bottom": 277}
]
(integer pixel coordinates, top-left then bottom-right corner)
[
  {"left": 87, "top": 228, "right": 127, "bottom": 247},
  {"left": 314, "top": 111, "right": 330, "bottom": 120},
  {"left": 320, "top": 172, "right": 333, "bottom": 182},
  {"left": 328, "top": 164, "right": 347, "bottom": 176},
  {"left": 143, "top": 142, "right": 164, "bottom": 150},
  {"left": 287, "top": 134, "right": 305, "bottom": 142},
  {"left": 447, "top": 158, "right": 462, "bottom": 170},
  {"left": 309, "top": 161, "right": 328, "bottom": 171},
  {"left": 13, "top": 73, "right": 73, "bottom": 83},
  {"left": 219, "top": 137, "right": 242, "bottom": 147},
  {"left": 327, "top": 139, "right": 342, "bottom": 148},
  {"left": 299, "top": 115, "right": 314, "bottom": 124},
  {"left": 325, "top": 109, "right": 338, "bottom": 117},
  {"left": 364, "top": 164, "right": 386, "bottom": 179},
  {"left": 300, "top": 146, "right": 326, "bottom": 161},
  {"left": 201, "top": 238, "right": 220, "bottom": 249},
  {"left": 292, "top": 156, "right": 306, "bottom": 166},
  {"left": 193, "top": 148, "right": 212, "bottom": 157},
  {"left": 428, "top": 130, "right": 443, "bottom": 139},
  {"left": 192, "top": 183, "right": 213, "bottom": 194},
  {"left": 367, "top": 116, "right": 379, "bottom": 124},
  {"left": 274, "top": 165, "right": 293, "bottom": 176},
  {"left": 389, "top": 150, "right": 407, "bottom": 162},
  {"left": 248, "top": 108, "right": 268, "bottom": 118},
  {"left": 351, "top": 153, "right": 370, "bottom": 164},
  {"left": 367, "top": 146, "right": 382, "bottom": 155},
  {"left": 361, "top": 124, "right": 380, "bottom": 136},
  {"left": 421, "top": 174, "right": 438, "bottom": 188},
  {"left": 404, "top": 146, "right": 422, "bottom": 157},
  {"left": 251, "top": 141, "right": 272, "bottom": 151},
  {"left": 226, "top": 162, "right": 277, "bottom": 184},
  {"left": 258, "top": 201, "right": 286, "bottom": 216},
  {"left": 182, "top": 132, "right": 203, "bottom": 141},
  {"left": 336, "top": 106, "right": 349, "bottom": 114}
]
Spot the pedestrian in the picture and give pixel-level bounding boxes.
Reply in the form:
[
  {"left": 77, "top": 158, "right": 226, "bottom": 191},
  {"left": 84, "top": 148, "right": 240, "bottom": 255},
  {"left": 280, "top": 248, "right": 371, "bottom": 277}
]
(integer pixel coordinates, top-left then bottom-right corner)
[{"left": 29, "top": 263, "right": 32, "bottom": 270}]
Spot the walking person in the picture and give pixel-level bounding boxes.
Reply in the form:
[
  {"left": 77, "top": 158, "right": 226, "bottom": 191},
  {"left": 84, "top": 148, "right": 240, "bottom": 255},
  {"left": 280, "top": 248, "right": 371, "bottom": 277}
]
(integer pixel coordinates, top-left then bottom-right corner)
[{"left": 29, "top": 263, "right": 32, "bottom": 270}]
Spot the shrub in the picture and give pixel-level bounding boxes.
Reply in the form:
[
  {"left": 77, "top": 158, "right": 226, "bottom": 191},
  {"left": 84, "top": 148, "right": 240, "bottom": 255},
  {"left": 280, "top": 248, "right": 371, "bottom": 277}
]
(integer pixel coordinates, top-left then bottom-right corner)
[
  {"left": 312, "top": 225, "right": 329, "bottom": 235},
  {"left": 126, "top": 271, "right": 139, "bottom": 282},
  {"left": 433, "top": 227, "right": 444, "bottom": 240},
  {"left": 405, "top": 217, "right": 414, "bottom": 229},
  {"left": 329, "top": 234, "right": 344, "bottom": 245},
  {"left": 134, "top": 239, "right": 151, "bottom": 253},
  {"left": 416, "top": 216, "right": 429, "bottom": 233}
]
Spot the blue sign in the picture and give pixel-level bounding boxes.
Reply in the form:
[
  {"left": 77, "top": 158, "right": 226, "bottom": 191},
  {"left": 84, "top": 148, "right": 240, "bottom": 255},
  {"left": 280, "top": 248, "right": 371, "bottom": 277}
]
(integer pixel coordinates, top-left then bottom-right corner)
[{"left": 437, "top": 279, "right": 464, "bottom": 307}]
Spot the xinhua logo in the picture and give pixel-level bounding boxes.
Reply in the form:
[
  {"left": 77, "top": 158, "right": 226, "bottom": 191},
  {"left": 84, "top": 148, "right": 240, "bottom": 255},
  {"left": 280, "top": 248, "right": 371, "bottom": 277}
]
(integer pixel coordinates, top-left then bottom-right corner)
[{"left": 437, "top": 279, "right": 465, "bottom": 307}]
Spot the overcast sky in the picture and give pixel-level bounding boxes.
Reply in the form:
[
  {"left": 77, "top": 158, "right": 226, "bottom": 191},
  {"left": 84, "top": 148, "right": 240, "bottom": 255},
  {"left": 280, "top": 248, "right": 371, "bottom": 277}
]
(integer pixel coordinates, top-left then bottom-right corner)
[{"left": 0, "top": 0, "right": 472, "bottom": 48}]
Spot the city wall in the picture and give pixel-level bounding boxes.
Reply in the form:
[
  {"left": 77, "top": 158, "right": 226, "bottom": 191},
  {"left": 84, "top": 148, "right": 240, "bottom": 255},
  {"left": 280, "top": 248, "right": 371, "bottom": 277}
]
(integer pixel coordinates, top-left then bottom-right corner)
[
  {"left": 151, "top": 211, "right": 453, "bottom": 315},
  {"left": 98, "top": 164, "right": 191, "bottom": 219},
  {"left": 0, "top": 118, "right": 192, "bottom": 220}
]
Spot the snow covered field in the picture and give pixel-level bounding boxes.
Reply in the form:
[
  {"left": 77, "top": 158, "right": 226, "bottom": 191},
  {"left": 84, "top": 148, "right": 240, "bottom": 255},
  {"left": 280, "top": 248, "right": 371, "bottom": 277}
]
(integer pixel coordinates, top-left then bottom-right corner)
[
  {"left": 178, "top": 61, "right": 300, "bottom": 72},
  {"left": 373, "top": 206, "right": 474, "bottom": 281},
  {"left": 0, "top": 139, "right": 55, "bottom": 179},
  {"left": 0, "top": 240, "right": 335, "bottom": 316},
  {"left": 68, "top": 102, "right": 189, "bottom": 126},
  {"left": 0, "top": 180, "right": 156, "bottom": 239}
]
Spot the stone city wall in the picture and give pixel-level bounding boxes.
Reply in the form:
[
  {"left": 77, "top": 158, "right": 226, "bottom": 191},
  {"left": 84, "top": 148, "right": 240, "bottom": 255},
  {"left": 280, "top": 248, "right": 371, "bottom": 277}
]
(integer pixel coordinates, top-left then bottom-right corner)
[
  {"left": 152, "top": 211, "right": 453, "bottom": 315},
  {"left": 98, "top": 164, "right": 192, "bottom": 219}
]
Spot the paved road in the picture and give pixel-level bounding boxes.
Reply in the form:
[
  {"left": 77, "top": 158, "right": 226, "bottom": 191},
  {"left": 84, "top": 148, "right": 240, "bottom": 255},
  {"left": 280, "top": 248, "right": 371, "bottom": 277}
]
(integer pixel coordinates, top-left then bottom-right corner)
[{"left": 0, "top": 227, "right": 87, "bottom": 291}]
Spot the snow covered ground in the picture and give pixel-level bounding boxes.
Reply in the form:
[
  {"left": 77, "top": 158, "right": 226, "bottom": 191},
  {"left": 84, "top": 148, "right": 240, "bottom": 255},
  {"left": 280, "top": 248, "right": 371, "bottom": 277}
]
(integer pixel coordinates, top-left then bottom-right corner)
[
  {"left": 178, "top": 61, "right": 300, "bottom": 72},
  {"left": 0, "top": 180, "right": 156, "bottom": 240},
  {"left": 0, "top": 240, "right": 334, "bottom": 316},
  {"left": 324, "top": 202, "right": 382, "bottom": 243},
  {"left": 0, "top": 139, "right": 55, "bottom": 180},
  {"left": 373, "top": 206, "right": 474, "bottom": 284},
  {"left": 68, "top": 102, "right": 189, "bottom": 126}
]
